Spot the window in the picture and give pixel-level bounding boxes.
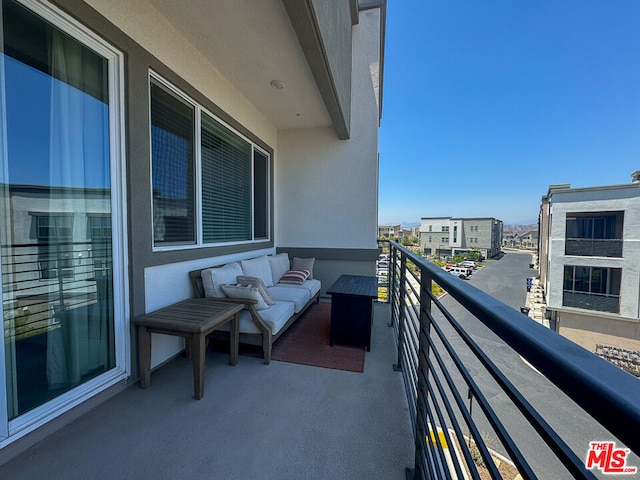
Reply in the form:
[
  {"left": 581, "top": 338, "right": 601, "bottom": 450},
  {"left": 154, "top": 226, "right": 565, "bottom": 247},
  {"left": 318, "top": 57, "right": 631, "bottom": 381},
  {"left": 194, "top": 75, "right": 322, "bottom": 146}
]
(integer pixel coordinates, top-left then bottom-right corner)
[
  {"left": 35, "top": 215, "right": 73, "bottom": 241},
  {"left": 428, "top": 236, "right": 432, "bottom": 243},
  {"left": 453, "top": 226, "right": 458, "bottom": 243},
  {"left": 151, "top": 81, "right": 195, "bottom": 244},
  {"left": 563, "top": 266, "right": 621, "bottom": 313},
  {"left": 88, "top": 215, "right": 112, "bottom": 240},
  {"left": 1, "top": 0, "right": 126, "bottom": 424},
  {"left": 150, "top": 76, "right": 270, "bottom": 248},
  {"left": 429, "top": 225, "right": 432, "bottom": 232},
  {"left": 565, "top": 212, "right": 623, "bottom": 257}
]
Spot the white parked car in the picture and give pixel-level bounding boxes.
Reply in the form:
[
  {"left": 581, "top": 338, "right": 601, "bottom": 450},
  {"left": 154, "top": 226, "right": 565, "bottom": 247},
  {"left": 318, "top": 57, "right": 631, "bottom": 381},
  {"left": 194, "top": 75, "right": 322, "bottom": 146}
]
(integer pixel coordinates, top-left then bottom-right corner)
[
  {"left": 460, "top": 261, "right": 477, "bottom": 269},
  {"left": 447, "top": 266, "right": 472, "bottom": 279}
]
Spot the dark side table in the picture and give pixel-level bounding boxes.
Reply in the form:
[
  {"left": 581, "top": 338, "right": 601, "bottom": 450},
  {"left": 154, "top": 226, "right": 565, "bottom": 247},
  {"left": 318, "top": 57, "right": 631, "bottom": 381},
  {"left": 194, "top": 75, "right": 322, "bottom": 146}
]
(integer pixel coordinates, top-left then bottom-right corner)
[{"left": 327, "top": 274, "right": 378, "bottom": 351}]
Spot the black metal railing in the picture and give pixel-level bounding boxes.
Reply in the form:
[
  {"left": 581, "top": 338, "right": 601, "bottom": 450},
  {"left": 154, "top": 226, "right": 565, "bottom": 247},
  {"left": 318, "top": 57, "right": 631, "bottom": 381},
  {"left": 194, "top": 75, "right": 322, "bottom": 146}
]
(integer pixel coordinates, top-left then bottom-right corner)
[
  {"left": 2, "top": 241, "right": 112, "bottom": 340},
  {"left": 386, "top": 241, "right": 640, "bottom": 479},
  {"left": 565, "top": 238, "right": 623, "bottom": 257}
]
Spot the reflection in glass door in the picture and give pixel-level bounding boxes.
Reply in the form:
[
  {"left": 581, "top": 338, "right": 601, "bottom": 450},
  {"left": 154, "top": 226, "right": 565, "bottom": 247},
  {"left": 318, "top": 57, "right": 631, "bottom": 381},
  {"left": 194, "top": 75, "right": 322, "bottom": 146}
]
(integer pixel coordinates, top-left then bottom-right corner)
[{"left": 0, "top": 0, "right": 124, "bottom": 426}]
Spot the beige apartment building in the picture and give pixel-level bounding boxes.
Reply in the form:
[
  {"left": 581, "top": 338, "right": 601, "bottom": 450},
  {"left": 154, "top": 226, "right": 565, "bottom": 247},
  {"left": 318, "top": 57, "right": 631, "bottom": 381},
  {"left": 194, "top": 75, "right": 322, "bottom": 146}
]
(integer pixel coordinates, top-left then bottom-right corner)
[{"left": 420, "top": 216, "right": 503, "bottom": 259}]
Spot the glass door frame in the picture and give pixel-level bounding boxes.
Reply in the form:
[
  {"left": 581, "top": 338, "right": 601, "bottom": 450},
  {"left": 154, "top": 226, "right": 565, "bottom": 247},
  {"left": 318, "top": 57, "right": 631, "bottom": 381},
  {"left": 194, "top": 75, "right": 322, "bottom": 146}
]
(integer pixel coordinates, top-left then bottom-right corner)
[{"left": 0, "top": 0, "right": 129, "bottom": 444}]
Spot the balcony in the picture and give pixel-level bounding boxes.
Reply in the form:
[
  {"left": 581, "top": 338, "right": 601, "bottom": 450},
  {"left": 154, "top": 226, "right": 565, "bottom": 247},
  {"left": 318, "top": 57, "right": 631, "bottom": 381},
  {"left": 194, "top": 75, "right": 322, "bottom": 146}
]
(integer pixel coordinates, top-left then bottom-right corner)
[
  {"left": 0, "top": 299, "right": 413, "bottom": 478},
  {"left": 2, "top": 241, "right": 640, "bottom": 479},
  {"left": 565, "top": 238, "right": 623, "bottom": 257},
  {"left": 563, "top": 291, "right": 621, "bottom": 314}
]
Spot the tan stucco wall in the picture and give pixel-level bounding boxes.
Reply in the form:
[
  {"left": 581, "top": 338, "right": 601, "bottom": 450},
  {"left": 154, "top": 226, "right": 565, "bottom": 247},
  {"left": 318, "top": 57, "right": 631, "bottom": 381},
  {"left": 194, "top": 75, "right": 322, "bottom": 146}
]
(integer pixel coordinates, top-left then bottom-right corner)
[
  {"left": 84, "top": 0, "right": 278, "bottom": 148},
  {"left": 559, "top": 311, "right": 640, "bottom": 353}
]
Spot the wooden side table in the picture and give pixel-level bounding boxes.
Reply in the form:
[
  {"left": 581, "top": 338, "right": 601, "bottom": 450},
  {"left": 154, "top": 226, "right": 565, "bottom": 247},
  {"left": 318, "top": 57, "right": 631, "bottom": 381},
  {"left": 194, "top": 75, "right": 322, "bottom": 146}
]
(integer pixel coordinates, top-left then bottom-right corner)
[
  {"left": 134, "top": 298, "right": 244, "bottom": 400},
  {"left": 327, "top": 274, "right": 378, "bottom": 351}
]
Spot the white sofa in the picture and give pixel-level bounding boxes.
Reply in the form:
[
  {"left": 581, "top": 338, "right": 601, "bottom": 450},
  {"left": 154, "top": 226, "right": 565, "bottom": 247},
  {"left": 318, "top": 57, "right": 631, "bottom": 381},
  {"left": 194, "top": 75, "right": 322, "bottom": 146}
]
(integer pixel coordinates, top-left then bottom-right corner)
[{"left": 188, "top": 253, "right": 321, "bottom": 364}]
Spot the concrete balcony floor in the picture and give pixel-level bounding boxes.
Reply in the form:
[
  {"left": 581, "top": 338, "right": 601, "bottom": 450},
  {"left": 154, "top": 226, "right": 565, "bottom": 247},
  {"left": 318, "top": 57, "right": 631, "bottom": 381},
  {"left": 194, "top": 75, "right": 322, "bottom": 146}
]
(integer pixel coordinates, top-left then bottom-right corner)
[{"left": 0, "top": 302, "right": 414, "bottom": 480}]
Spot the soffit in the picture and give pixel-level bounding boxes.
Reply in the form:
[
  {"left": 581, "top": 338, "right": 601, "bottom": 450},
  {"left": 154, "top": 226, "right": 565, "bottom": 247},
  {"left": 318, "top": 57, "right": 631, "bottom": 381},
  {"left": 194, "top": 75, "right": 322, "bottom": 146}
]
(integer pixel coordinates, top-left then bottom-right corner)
[{"left": 146, "top": 0, "right": 331, "bottom": 130}]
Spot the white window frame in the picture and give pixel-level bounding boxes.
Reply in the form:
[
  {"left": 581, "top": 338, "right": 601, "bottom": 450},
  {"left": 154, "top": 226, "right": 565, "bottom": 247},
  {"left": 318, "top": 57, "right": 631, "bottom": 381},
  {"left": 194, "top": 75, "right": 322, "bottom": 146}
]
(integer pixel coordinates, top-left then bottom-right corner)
[
  {"left": 149, "top": 72, "right": 271, "bottom": 252},
  {"left": 0, "top": 0, "right": 129, "bottom": 445}
]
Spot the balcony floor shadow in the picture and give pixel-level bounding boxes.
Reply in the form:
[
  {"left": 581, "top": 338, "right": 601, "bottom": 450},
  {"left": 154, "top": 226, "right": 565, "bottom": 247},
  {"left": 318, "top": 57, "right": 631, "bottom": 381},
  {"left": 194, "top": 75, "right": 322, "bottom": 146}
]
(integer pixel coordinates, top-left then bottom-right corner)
[{"left": 0, "top": 302, "right": 414, "bottom": 480}]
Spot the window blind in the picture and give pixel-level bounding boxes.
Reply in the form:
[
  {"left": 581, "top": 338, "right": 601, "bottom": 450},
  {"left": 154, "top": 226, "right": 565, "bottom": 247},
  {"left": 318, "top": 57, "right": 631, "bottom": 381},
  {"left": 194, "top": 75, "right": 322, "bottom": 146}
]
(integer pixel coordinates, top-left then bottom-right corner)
[{"left": 201, "top": 112, "right": 252, "bottom": 243}]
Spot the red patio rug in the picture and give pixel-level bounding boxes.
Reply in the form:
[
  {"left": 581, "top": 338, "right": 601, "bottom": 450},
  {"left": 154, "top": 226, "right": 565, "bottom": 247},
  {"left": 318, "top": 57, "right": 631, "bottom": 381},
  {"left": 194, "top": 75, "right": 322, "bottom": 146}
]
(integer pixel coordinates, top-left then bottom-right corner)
[{"left": 236, "top": 301, "right": 365, "bottom": 373}]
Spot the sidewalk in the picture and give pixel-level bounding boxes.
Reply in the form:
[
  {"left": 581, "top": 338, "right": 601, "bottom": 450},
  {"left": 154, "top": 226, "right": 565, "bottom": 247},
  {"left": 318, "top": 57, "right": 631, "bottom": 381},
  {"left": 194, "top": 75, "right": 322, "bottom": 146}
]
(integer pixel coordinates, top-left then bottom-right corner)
[{"left": 523, "top": 253, "right": 551, "bottom": 329}]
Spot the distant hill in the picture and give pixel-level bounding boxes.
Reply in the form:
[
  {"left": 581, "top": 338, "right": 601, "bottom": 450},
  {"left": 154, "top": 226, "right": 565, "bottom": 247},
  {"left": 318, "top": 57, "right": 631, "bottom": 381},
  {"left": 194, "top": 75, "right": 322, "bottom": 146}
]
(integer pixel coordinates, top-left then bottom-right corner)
[{"left": 504, "top": 224, "right": 537, "bottom": 234}]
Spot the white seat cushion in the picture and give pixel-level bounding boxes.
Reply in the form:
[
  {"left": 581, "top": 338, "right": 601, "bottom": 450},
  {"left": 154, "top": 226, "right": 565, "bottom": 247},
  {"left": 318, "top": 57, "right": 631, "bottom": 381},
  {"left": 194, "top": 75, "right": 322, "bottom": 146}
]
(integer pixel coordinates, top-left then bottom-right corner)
[
  {"left": 201, "top": 262, "right": 244, "bottom": 298},
  {"left": 267, "top": 285, "right": 311, "bottom": 313},
  {"left": 215, "top": 301, "right": 294, "bottom": 335},
  {"left": 240, "top": 256, "right": 274, "bottom": 287},
  {"left": 267, "top": 253, "right": 290, "bottom": 285},
  {"left": 275, "top": 279, "right": 321, "bottom": 298}
]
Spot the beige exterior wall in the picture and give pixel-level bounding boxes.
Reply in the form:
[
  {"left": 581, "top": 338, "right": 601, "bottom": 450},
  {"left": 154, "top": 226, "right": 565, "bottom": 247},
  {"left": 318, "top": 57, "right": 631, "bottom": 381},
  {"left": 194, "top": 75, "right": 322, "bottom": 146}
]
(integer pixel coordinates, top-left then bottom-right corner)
[
  {"left": 558, "top": 311, "right": 640, "bottom": 353},
  {"left": 84, "top": 0, "right": 279, "bottom": 147},
  {"left": 276, "top": 9, "right": 381, "bottom": 252}
]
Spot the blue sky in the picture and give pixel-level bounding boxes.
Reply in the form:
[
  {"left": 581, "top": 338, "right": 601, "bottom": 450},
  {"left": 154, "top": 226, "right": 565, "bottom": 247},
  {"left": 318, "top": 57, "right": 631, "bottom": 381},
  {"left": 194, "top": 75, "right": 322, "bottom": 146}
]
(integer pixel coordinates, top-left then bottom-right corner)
[{"left": 378, "top": 1, "right": 640, "bottom": 226}]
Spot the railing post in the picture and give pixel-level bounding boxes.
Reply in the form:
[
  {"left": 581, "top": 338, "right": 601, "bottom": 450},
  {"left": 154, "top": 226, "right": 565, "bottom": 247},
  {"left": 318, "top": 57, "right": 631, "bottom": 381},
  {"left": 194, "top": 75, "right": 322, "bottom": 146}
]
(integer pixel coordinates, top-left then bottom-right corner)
[
  {"left": 55, "top": 243, "right": 66, "bottom": 313},
  {"left": 393, "top": 248, "right": 407, "bottom": 372},
  {"left": 389, "top": 241, "right": 397, "bottom": 327},
  {"left": 413, "top": 265, "right": 433, "bottom": 479}
]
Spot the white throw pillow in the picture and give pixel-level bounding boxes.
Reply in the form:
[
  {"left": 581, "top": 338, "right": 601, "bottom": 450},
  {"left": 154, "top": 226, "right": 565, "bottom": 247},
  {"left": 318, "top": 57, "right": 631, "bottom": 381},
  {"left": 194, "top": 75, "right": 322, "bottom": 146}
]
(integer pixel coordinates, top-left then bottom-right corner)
[
  {"left": 240, "top": 256, "right": 274, "bottom": 287},
  {"left": 237, "top": 275, "right": 276, "bottom": 306},
  {"left": 201, "top": 262, "right": 244, "bottom": 298},
  {"left": 268, "top": 253, "right": 290, "bottom": 285},
  {"left": 220, "top": 283, "right": 269, "bottom": 310}
]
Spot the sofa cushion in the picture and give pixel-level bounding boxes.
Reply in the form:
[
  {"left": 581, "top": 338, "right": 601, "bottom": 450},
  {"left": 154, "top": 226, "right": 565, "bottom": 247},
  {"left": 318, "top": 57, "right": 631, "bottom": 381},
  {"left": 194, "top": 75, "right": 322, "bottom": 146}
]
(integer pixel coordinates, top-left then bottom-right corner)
[
  {"left": 215, "top": 301, "right": 294, "bottom": 335},
  {"left": 240, "top": 256, "right": 274, "bottom": 287},
  {"left": 268, "top": 253, "right": 290, "bottom": 285},
  {"left": 267, "top": 285, "right": 311, "bottom": 313},
  {"left": 237, "top": 275, "right": 276, "bottom": 306},
  {"left": 221, "top": 283, "right": 269, "bottom": 310},
  {"left": 291, "top": 257, "right": 315, "bottom": 279},
  {"left": 275, "top": 279, "right": 321, "bottom": 298},
  {"left": 201, "top": 262, "right": 244, "bottom": 298}
]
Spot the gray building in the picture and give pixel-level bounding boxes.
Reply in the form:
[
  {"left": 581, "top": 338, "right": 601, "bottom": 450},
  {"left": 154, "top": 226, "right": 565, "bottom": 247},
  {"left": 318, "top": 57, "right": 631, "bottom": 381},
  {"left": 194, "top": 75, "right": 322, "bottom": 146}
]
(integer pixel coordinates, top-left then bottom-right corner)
[
  {"left": 539, "top": 173, "right": 640, "bottom": 355},
  {"left": 420, "top": 216, "right": 503, "bottom": 259}
]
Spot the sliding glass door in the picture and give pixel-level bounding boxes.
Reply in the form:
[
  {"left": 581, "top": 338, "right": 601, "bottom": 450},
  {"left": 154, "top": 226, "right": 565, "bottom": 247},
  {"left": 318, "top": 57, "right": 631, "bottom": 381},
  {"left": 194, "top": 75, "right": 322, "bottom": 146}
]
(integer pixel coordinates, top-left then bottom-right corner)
[{"left": 0, "top": 0, "right": 126, "bottom": 437}]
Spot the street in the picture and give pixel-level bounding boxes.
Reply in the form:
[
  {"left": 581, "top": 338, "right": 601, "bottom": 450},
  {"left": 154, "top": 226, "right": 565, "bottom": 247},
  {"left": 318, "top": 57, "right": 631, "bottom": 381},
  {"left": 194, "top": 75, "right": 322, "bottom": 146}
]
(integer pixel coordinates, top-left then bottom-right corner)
[{"left": 432, "top": 250, "right": 627, "bottom": 479}]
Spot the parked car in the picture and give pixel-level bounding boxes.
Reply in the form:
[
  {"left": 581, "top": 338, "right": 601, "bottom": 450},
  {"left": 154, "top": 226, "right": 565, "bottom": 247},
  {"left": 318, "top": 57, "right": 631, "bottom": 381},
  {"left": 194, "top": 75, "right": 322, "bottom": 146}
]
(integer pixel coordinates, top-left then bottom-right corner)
[
  {"left": 447, "top": 266, "right": 472, "bottom": 279},
  {"left": 461, "top": 261, "right": 477, "bottom": 269}
]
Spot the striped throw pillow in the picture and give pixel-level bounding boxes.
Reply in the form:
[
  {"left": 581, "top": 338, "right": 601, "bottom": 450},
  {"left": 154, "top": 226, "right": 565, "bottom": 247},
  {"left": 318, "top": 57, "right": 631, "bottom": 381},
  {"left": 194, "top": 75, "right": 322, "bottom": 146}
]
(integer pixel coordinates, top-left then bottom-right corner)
[{"left": 278, "top": 269, "right": 310, "bottom": 285}]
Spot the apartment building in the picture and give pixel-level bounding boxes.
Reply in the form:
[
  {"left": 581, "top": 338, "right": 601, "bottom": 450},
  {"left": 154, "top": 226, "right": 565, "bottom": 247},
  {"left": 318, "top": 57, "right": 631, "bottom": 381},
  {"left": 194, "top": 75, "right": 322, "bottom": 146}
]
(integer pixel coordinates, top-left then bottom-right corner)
[
  {"left": 419, "top": 216, "right": 503, "bottom": 259},
  {"left": 377, "top": 224, "right": 402, "bottom": 239},
  {"left": 538, "top": 174, "right": 640, "bottom": 353}
]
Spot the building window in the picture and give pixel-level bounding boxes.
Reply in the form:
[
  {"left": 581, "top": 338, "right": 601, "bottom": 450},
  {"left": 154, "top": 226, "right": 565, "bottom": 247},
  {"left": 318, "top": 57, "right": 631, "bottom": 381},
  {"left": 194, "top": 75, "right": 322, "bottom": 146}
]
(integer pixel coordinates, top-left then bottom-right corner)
[
  {"left": 453, "top": 226, "right": 458, "bottom": 243},
  {"left": 565, "top": 212, "right": 623, "bottom": 257},
  {"left": 35, "top": 215, "right": 73, "bottom": 241},
  {"left": 150, "top": 75, "right": 270, "bottom": 248},
  {"left": 443, "top": 226, "right": 449, "bottom": 232},
  {"left": 563, "top": 266, "right": 621, "bottom": 313},
  {"left": 428, "top": 236, "right": 432, "bottom": 243},
  {"left": 429, "top": 225, "right": 432, "bottom": 232}
]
